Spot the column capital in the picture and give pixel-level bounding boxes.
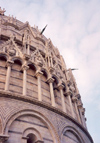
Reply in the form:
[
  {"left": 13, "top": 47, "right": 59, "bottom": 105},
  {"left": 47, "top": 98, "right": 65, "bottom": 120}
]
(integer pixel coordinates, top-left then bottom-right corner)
[
  {"left": 63, "top": 92, "right": 67, "bottom": 96},
  {"left": 46, "top": 77, "right": 54, "bottom": 83},
  {"left": 57, "top": 84, "right": 64, "bottom": 90},
  {"left": 67, "top": 80, "right": 71, "bottom": 86},
  {"left": 37, "top": 61, "right": 43, "bottom": 67},
  {"left": 75, "top": 94, "right": 81, "bottom": 99},
  {"left": 77, "top": 100, "right": 83, "bottom": 108},
  {"left": 48, "top": 67, "right": 54, "bottom": 73},
  {"left": 35, "top": 71, "right": 43, "bottom": 77},
  {"left": 72, "top": 96, "right": 78, "bottom": 102},
  {"left": 23, "top": 53, "right": 30, "bottom": 60},
  {"left": 6, "top": 60, "right": 14, "bottom": 67},
  {"left": 22, "top": 65, "right": 29, "bottom": 71},
  {"left": 81, "top": 107, "right": 85, "bottom": 115},
  {"left": 66, "top": 88, "right": 72, "bottom": 97},
  {"left": 0, "top": 135, "right": 9, "bottom": 143}
]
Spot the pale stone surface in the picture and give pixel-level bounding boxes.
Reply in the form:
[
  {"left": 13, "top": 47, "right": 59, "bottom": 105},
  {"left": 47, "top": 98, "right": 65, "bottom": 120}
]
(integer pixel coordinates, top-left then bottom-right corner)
[{"left": 0, "top": 8, "right": 93, "bottom": 143}]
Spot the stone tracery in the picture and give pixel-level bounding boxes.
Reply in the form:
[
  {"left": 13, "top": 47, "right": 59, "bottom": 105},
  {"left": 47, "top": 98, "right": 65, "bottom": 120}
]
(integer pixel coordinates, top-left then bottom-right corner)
[
  {"left": 0, "top": 8, "right": 93, "bottom": 143},
  {"left": 0, "top": 12, "right": 86, "bottom": 123}
]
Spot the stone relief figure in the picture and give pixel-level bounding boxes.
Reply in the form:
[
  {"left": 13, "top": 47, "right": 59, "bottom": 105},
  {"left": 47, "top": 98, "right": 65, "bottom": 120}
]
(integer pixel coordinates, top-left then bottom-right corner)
[
  {"left": 69, "top": 84, "right": 76, "bottom": 93},
  {"left": 7, "top": 46, "right": 16, "bottom": 56},
  {"left": 22, "top": 29, "right": 31, "bottom": 54},
  {"left": 32, "top": 50, "right": 44, "bottom": 68},
  {"left": 22, "top": 29, "right": 31, "bottom": 46},
  {"left": 36, "top": 54, "right": 43, "bottom": 63},
  {"left": 48, "top": 55, "right": 53, "bottom": 67},
  {"left": 22, "top": 29, "right": 28, "bottom": 45}
]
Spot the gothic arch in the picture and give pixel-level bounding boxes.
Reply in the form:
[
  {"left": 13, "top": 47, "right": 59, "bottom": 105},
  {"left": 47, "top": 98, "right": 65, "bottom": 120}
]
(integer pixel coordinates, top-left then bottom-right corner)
[
  {"left": 0, "top": 53, "right": 8, "bottom": 61},
  {"left": 41, "top": 68, "right": 48, "bottom": 79},
  {"left": 61, "top": 126, "right": 85, "bottom": 143},
  {"left": 27, "top": 63, "right": 37, "bottom": 72},
  {"left": 62, "top": 82, "right": 67, "bottom": 92},
  {"left": 4, "top": 109, "right": 60, "bottom": 143},
  {"left": 52, "top": 74, "right": 59, "bottom": 85},
  {"left": 23, "top": 23, "right": 46, "bottom": 45},
  {"left": 11, "top": 56, "right": 23, "bottom": 65}
]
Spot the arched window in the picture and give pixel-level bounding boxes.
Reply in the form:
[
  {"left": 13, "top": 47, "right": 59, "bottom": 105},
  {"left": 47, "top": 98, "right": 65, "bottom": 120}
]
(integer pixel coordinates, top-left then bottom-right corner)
[{"left": 27, "top": 133, "right": 37, "bottom": 143}]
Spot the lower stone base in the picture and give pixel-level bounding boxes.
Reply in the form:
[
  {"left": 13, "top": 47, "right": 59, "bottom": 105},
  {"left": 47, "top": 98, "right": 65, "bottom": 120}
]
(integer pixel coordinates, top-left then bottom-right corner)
[{"left": 0, "top": 96, "right": 93, "bottom": 143}]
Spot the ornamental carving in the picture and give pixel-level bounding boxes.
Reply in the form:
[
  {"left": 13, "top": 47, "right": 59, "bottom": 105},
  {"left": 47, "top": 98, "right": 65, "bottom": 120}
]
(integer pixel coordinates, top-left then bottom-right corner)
[{"left": 0, "top": 8, "right": 93, "bottom": 143}]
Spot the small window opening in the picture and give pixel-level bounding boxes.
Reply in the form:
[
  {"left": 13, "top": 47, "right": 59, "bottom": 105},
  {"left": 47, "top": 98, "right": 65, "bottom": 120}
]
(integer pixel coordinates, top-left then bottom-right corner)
[{"left": 27, "top": 133, "right": 36, "bottom": 143}]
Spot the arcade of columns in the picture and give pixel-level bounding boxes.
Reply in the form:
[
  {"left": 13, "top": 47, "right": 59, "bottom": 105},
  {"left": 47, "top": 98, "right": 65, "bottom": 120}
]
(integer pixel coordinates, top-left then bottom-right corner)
[
  {"left": 3, "top": 38, "right": 85, "bottom": 128},
  {"left": 0, "top": 7, "right": 86, "bottom": 129}
]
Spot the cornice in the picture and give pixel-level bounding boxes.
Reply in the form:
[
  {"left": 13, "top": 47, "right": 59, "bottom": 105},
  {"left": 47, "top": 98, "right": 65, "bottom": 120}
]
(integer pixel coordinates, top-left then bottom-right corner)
[{"left": 0, "top": 90, "right": 93, "bottom": 143}]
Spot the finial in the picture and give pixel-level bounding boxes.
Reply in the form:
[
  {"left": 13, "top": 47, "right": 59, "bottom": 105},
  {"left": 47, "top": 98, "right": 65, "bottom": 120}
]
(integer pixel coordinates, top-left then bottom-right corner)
[{"left": 0, "top": 7, "right": 6, "bottom": 15}]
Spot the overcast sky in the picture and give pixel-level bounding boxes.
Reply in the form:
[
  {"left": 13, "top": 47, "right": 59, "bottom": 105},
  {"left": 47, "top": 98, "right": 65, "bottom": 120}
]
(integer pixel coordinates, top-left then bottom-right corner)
[{"left": 0, "top": 0, "right": 100, "bottom": 142}]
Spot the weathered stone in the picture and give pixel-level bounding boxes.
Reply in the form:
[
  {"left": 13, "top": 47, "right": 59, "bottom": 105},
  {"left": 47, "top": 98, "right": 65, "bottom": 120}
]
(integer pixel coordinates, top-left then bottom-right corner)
[{"left": 0, "top": 7, "right": 93, "bottom": 143}]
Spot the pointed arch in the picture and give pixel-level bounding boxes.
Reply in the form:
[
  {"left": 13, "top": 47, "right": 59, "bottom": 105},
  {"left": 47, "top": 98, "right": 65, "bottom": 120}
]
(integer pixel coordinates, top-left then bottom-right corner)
[
  {"left": 28, "top": 63, "right": 37, "bottom": 72},
  {"left": 1, "top": 37, "right": 23, "bottom": 58},
  {"left": 0, "top": 53, "right": 8, "bottom": 61},
  {"left": 20, "top": 23, "right": 45, "bottom": 45},
  {"left": 62, "top": 81, "right": 67, "bottom": 92},
  {"left": 11, "top": 56, "right": 23, "bottom": 65},
  {"left": 41, "top": 68, "right": 48, "bottom": 79},
  {"left": 31, "top": 48, "right": 46, "bottom": 67},
  {"left": 52, "top": 74, "right": 59, "bottom": 85}
]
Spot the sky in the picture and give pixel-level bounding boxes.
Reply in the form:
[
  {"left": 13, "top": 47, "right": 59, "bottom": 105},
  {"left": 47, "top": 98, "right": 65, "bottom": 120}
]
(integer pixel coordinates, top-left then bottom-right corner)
[{"left": 0, "top": 0, "right": 100, "bottom": 142}]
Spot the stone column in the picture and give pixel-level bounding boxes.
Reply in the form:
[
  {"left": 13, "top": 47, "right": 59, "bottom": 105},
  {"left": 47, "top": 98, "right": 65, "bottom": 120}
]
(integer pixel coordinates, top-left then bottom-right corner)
[
  {"left": 35, "top": 71, "right": 43, "bottom": 101},
  {"left": 47, "top": 78, "right": 55, "bottom": 107},
  {"left": 67, "top": 90, "right": 74, "bottom": 118},
  {"left": 5, "top": 60, "right": 14, "bottom": 91},
  {"left": 22, "top": 65, "right": 29, "bottom": 96},
  {"left": 81, "top": 108, "right": 87, "bottom": 128},
  {"left": 72, "top": 97, "right": 81, "bottom": 123},
  {"left": 77, "top": 101, "right": 86, "bottom": 126},
  {"left": 58, "top": 84, "right": 66, "bottom": 112},
  {"left": 27, "top": 44, "right": 30, "bottom": 55}
]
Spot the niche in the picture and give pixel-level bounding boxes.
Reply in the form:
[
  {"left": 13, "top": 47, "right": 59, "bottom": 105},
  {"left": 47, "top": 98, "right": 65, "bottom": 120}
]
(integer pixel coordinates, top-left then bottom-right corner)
[{"left": 27, "top": 133, "right": 36, "bottom": 143}]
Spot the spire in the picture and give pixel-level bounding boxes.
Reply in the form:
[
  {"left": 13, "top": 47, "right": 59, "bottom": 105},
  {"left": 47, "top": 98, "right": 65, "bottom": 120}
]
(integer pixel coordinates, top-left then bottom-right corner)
[{"left": 0, "top": 7, "right": 6, "bottom": 15}]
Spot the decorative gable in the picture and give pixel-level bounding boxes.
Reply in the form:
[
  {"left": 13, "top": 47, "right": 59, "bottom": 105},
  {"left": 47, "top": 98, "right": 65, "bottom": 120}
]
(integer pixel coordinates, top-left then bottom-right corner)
[
  {"left": 31, "top": 48, "right": 46, "bottom": 67},
  {"left": 0, "top": 35, "right": 23, "bottom": 58}
]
